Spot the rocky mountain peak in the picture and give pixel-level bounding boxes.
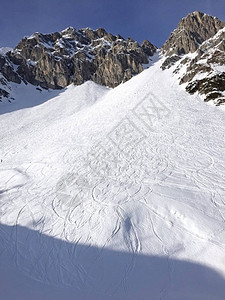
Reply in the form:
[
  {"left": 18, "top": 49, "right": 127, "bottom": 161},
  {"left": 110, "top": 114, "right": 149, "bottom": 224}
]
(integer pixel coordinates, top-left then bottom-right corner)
[
  {"left": 162, "top": 11, "right": 225, "bottom": 57},
  {"left": 0, "top": 26, "right": 157, "bottom": 98},
  {"left": 178, "top": 27, "right": 225, "bottom": 105},
  {"left": 160, "top": 12, "right": 225, "bottom": 106},
  {"left": 61, "top": 26, "right": 76, "bottom": 37}
]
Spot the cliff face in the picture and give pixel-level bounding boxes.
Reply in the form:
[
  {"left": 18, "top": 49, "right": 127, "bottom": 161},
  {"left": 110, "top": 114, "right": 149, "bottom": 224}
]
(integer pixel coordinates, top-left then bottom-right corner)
[
  {"left": 2, "top": 27, "right": 156, "bottom": 91},
  {"left": 178, "top": 27, "right": 225, "bottom": 104},
  {"left": 161, "top": 11, "right": 225, "bottom": 105},
  {"left": 162, "top": 11, "right": 225, "bottom": 57}
]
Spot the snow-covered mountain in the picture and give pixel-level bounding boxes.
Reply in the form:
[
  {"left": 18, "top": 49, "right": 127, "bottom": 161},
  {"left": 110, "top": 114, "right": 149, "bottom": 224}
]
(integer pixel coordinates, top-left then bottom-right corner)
[
  {"left": 0, "top": 11, "right": 225, "bottom": 107},
  {"left": 161, "top": 11, "right": 225, "bottom": 105},
  {"left": 162, "top": 11, "right": 225, "bottom": 56},
  {"left": 0, "top": 26, "right": 156, "bottom": 103},
  {"left": 177, "top": 27, "right": 225, "bottom": 105},
  {"left": 0, "top": 11, "right": 225, "bottom": 300}
]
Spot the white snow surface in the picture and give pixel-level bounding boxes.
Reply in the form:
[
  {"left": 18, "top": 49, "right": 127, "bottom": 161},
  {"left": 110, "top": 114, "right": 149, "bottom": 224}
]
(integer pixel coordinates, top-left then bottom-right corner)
[{"left": 1, "top": 55, "right": 225, "bottom": 299}]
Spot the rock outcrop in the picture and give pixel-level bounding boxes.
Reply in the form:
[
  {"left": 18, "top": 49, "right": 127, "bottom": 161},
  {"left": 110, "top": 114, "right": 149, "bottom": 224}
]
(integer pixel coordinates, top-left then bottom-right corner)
[
  {"left": 0, "top": 53, "right": 20, "bottom": 102},
  {"left": 161, "top": 11, "right": 225, "bottom": 105},
  {"left": 4, "top": 27, "right": 156, "bottom": 90},
  {"left": 179, "top": 27, "right": 225, "bottom": 104},
  {"left": 0, "top": 54, "right": 21, "bottom": 84},
  {"left": 162, "top": 11, "right": 225, "bottom": 57}
]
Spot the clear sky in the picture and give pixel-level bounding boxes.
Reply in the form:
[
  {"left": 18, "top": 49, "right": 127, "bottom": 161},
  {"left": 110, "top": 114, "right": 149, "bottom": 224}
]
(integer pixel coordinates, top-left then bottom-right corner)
[{"left": 0, "top": 0, "right": 224, "bottom": 48}]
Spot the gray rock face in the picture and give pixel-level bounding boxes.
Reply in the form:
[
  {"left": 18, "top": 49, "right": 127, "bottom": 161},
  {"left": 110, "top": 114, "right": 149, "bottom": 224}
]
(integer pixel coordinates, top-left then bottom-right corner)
[
  {"left": 6, "top": 27, "right": 157, "bottom": 89},
  {"left": 175, "top": 27, "right": 225, "bottom": 104},
  {"left": 162, "top": 11, "right": 225, "bottom": 57},
  {"left": 0, "top": 54, "right": 21, "bottom": 84},
  {"left": 161, "top": 11, "right": 225, "bottom": 105},
  {"left": 0, "top": 54, "right": 21, "bottom": 102},
  {"left": 161, "top": 55, "right": 180, "bottom": 70}
]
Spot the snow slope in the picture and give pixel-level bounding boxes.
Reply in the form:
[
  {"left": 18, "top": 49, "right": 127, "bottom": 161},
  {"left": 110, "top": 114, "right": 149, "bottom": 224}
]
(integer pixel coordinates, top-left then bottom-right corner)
[{"left": 0, "top": 54, "right": 225, "bottom": 299}]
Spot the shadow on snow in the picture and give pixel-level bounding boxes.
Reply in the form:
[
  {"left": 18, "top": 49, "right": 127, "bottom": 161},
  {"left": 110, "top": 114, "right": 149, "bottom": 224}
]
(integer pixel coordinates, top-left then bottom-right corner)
[{"left": 0, "top": 223, "right": 225, "bottom": 300}]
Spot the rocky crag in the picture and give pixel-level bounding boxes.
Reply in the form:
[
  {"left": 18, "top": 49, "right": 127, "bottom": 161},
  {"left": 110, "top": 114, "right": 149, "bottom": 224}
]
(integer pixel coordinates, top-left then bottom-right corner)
[
  {"left": 161, "top": 11, "right": 225, "bottom": 105},
  {"left": 0, "top": 27, "right": 156, "bottom": 102}
]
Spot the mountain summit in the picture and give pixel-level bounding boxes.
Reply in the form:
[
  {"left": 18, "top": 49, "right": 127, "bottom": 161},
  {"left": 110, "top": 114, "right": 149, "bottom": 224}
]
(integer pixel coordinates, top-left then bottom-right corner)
[
  {"left": 161, "top": 11, "right": 225, "bottom": 105},
  {"left": 162, "top": 11, "right": 225, "bottom": 56}
]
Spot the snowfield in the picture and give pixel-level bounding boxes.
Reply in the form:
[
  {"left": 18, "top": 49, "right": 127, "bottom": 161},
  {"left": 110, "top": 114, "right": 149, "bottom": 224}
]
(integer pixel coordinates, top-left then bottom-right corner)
[{"left": 0, "top": 54, "right": 225, "bottom": 299}]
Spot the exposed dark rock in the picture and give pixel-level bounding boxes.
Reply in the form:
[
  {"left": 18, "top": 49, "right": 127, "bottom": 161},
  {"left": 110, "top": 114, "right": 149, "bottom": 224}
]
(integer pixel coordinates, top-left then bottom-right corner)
[
  {"left": 0, "top": 88, "right": 9, "bottom": 100},
  {"left": 0, "top": 54, "right": 21, "bottom": 84},
  {"left": 205, "top": 92, "right": 223, "bottom": 101},
  {"left": 161, "top": 55, "right": 180, "bottom": 70},
  {"left": 186, "top": 73, "right": 225, "bottom": 98},
  {"left": 0, "top": 77, "right": 8, "bottom": 86},
  {"left": 141, "top": 40, "right": 157, "bottom": 56},
  {"left": 215, "top": 98, "right": 225, "bottom": 105}
]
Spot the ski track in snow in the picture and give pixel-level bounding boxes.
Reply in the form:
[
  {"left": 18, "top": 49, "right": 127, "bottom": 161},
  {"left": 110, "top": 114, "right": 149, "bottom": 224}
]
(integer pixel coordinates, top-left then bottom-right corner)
[{"left": 0, "top": 56, "right": 225, "bottom": 299}]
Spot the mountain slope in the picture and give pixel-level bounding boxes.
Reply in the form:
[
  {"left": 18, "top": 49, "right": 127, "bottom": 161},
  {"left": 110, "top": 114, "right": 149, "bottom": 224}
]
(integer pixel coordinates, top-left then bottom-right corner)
[{"left": 1, "top": 54, "right": 225, "bottom": 299}]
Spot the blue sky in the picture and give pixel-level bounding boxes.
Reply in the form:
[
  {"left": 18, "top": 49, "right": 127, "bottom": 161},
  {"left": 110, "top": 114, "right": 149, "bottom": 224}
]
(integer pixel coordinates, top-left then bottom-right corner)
[{"left": 0, "top": 0, "right": 224, "bottom": 48}]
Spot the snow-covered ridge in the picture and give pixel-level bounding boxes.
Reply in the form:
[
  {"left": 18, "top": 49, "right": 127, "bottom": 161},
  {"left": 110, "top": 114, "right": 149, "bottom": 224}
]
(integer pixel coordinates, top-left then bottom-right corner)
[{"left": 161, "top": 11, "right": 225, "bottom": 106}]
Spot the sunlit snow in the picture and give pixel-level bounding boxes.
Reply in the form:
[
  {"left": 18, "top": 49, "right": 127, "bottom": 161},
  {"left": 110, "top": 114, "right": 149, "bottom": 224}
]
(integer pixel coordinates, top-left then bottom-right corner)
[{"left": 0, "top": 54, "right": 225, "bottom": 299}]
